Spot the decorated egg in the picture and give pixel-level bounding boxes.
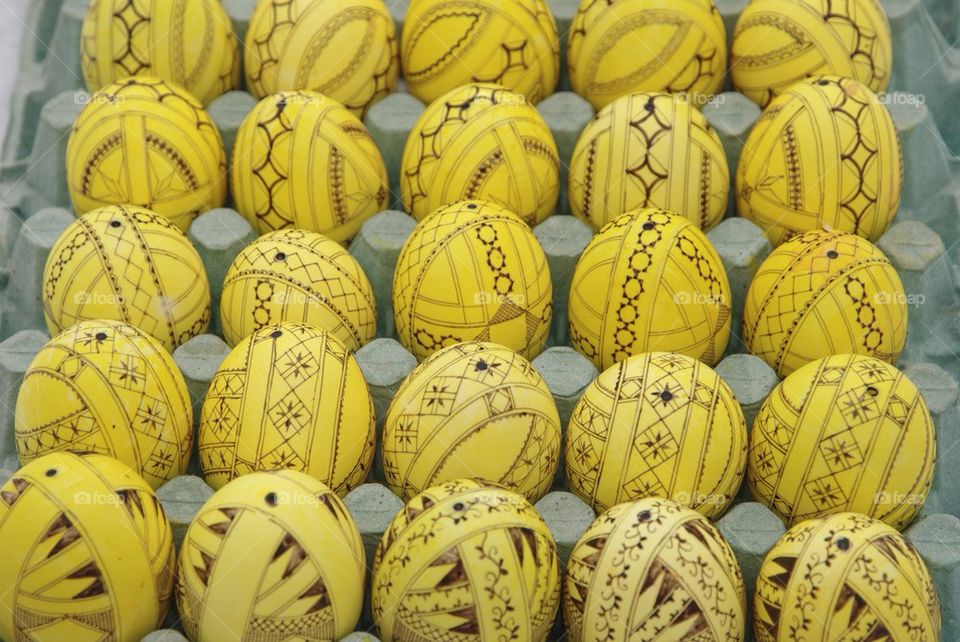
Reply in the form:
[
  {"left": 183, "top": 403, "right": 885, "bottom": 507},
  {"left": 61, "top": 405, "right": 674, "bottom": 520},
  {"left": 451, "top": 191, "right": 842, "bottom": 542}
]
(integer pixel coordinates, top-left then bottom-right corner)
[
  {"left": 400, "top": 83, "right": 560, "bottom": 226},
  {"left": 0, "top": 453, "right": 174, "bottom": 642},
  {"left": 66, "top": 77, "right": 227, "bottom": 230},
  {"left": 569, "top": 209, "right": 731, "bottom": 370},
  {"left": 372, "top": 479, "right": 560, "bottom": 641},
  {"left": 568, "top": 92, "right": 729, "bottom": 231},
  {"left": 383, "top": 342, "right": 561, "bottom": 502},
  {"left": 566, "top": 352, "right": 746, "bottom": 517},
  {"left": 748, "top": 354, "right": 936, "bottom": 529},
  {"left": 198, "top": 323, "right": 375, "bottom": 495},
  {"left": 81, "top": 0, "right": 240, "bottom": 105},
  {"left": 564, "top": 498, "right": 746, "bottom": 641},
  {"left": 177, "top": 470, "right": 366, "bottom": 641},
  {"left": 231, "top": 91, "right": 390, "bottom": 242},
  {"left": 754, "top": 513, "right": 940, "bottom": 641},
  {"left": 402, "top": 0, "right": 559, "bottom": 104},
  {"left": 393, "top": 200, "right": 553, "bottom": 360},
  {"left": 244, "top": 0, "right": 399, "bottom": 116},
  {"left": 42, "top": 205, "right": 211, "bottom": 351},
  {"left": 744, "top": 230, "right": 907, "bottom": 377},
  {"left": 732, "top": 0, "right": 892, "bottom": 107},
  {"left": 737, "top": 76, "right": 902, "bottom": 244},
  {"left": 16, "top": 320, "right": 192, "bottom": 489},
  {"left": 219, "top": 229, "right": 377, "bottom": 349},
  {"left": 568, "top": 0, "right": 726, "bottom": 110}
]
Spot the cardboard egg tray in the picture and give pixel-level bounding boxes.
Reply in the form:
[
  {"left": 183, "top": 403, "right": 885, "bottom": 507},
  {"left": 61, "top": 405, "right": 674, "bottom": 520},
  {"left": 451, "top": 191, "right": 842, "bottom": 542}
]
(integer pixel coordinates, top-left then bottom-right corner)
[{"left": 2, "top": 0, "right": 960, "bottom": 639}]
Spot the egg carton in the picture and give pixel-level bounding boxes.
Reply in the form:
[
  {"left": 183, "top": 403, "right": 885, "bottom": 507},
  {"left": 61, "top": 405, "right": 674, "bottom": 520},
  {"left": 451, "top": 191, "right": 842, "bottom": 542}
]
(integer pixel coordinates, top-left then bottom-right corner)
[{"left": 2, "top": 0, "right": 960, "bottom": 640}]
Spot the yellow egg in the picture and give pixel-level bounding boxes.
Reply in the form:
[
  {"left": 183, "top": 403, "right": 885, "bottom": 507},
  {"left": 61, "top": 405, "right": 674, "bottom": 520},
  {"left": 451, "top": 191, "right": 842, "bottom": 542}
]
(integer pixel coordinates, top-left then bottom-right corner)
[
  {"left": 569, "top": 209, "right": 731, "bottom": 370},
  {"left": 568, "top": 92, "right": 729, "bottom": 231},
  {"left": 15, "top": 320, "right": 192, "bottom": 490},
  {"left": 567, "top": 0, "right": 726, "bottom": 111},
  {"left": 393, "top": 200, "right": 553, "bottom": 360},
  {"left": 372, "top": 479, "right": 560, "bottom": 641},
  {"left": 198, "top": 323, "right": 375, "bottom": 495},
  {"left": 43, "top": 205, "right": 211, "bottom": 351},
  {"left": 66, "top": 77, "right": 227, "bottom": 230},
  {"left": 732, "top": 0, "right": 892, "bottom": 107},
  {"left": 402, "top": 0, "right": 559, "bottom": 104},
  {"left": 737, "top": 76, "right": 902, "bottom": 245},
  {"left": 177, "top": 470, "right": 365, "bottom": 641},
  {"left": 748, "top": 354, "right": 936, "bottom": 529},
  {"left": 0, "top": 453, "right": 174, "bottom": 642},
  {"left": 566, "top": 352, "right": 746, "bottom": 517},
  {"left": 383, "top": 342, "right": 561, "bottom": 502},
  {"left": 755, "top": 513, "right": 940, "bottom": 641},
  {"left": 401, "top": 83, "right": 560, "bottom": 226},
  {"left": 219, "top": 229, "right": 377, "bottom": 349},
  {"left": 81, "top": 0, "right": 240, "bottom": 105},
  {"left": 244, "top": 0, "right": 399, "bottom": 116},
  {"left": 231, "top": 91, "right": 390, "bottom": 242},
  {"left": 565, "top": 498, "right": 746, "bottom": 641},
  {"left": 744, "top": 230, "right": 907, "bottom": 377}
]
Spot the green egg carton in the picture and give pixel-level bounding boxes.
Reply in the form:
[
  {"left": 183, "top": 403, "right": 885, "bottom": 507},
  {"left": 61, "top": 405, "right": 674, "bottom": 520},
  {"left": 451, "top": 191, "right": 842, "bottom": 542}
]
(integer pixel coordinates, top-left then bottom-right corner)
[{"left": 2, "top": 0, "right": 960, "bottom": 640}]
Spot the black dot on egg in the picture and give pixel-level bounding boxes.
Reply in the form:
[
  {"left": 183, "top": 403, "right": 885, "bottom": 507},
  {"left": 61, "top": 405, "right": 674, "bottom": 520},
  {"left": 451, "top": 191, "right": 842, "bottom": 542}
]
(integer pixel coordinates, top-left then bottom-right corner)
[
  {"left": 95, "top": 332, "right": 107, "bottom": 341},
  {"left": 827, "top": 250, "right": 839, "bottom": 259},
  {"left": 45, "top": 468, "right": 57, "bottom": 477},
  {"left": 836, "top": 537, "right": 851, "bottom": 551},
  {"left": 265, "top": 492, "right": 279, "bottom": 506},
  {"left": 270, "top": 330, "right": 283, "bottom": 339}
]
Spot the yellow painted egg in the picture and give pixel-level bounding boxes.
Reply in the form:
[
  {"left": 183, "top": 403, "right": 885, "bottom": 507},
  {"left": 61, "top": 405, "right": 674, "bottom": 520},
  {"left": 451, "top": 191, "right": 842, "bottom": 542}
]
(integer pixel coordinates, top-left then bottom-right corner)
[
  {"left": 755, "top": 513, "right": 940, "bottom": 641},
  {"left": 231, "top": 91, "right": 390, "bottom": 242},
  {"left": 15, "top": 320, "right": 192, "bottom": 490},
  {"left": 198, "top": 323, "right": 375, "bottom": 495},
  {"left": 372, "top": 479, "right": 560, "bottom": 641},
  {"left": 565, "top": 498, "right": 745, "bottom": 641},
  {"left": 737, "top": 76, "right": 902, "bottom": 245},
  {"left": 568, "top": 92, "right": 729, "bottom": 231},
  {"left": 748, "top": 354, "right": 936, "bottom": 529},
  {"left": 569, "top": 209, "right": 731, "bottom": 370},
  {"left": 402, "top": 0, "right": 559, "bottom": 104},
  {"left": 219, "top": 229, "right": 377, "bottom": 349},
  {"left": 393, "top": 200, "right": 553, "bottom": 360},
  {"left": 400, "top": 83, "right": 560, "bottom": 226},
  {"left": 567, "top": 0, "right": 726, "bottom": 111},
  {"left": 383, "top": 341, "right": 561, "bottom": 502},
  {"left": 244, "top": 0, "right": 399, "bottom": 116},
  {"left": 0, "top": 452, "right": 174, "bottom": 642},
  {"left": 732, "top": 0, "right": 892, "bottom": 108},
  {"left": 177, "top": 471, "right": 365, "bottom": 640},
  {"left": 744, "top": 230, "right": 907, "bottom": 377},
  {"left": 66, "top": 76, "right": 227, "bottom": 230},
  {"left": 565, "top": 352, "right": 746, "bottom": 517},
  {"left": 43, "top": 205, "right": 211, "bottom": 351},
  {"left": 81, "top": 0, "right": 240, "bottom": 105}
]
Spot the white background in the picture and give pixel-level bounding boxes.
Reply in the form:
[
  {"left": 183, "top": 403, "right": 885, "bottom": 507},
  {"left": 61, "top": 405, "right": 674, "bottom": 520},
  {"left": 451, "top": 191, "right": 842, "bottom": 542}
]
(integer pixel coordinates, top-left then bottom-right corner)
[{"left": 0, "top": 0, "right": 35, "bottom": 139}]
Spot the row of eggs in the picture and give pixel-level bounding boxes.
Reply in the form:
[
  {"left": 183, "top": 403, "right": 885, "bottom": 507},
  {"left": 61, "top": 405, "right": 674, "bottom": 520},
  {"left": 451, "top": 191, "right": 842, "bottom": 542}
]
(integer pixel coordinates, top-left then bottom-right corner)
[
  {"left": 0, "top": 455, "right": 940, "bottom": 641},
  {"left": 66, "top": 70, "right": 904, "bottom": 252},
  {"left": 16, "top": 312, "right": 935, "bottom": 531},
  {"left": 80, "top": 0, "right": 894, "bottom": 112},
  {"left": 41, "top": 201, "right": 911, "bottom": 377}
]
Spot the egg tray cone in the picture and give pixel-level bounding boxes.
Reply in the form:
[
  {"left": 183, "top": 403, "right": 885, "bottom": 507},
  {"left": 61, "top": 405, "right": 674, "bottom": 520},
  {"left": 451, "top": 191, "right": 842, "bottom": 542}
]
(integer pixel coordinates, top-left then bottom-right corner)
[{"left": 1, "top": 0, "right": 960, "bottom": 640}]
